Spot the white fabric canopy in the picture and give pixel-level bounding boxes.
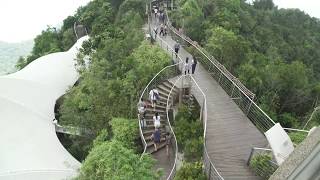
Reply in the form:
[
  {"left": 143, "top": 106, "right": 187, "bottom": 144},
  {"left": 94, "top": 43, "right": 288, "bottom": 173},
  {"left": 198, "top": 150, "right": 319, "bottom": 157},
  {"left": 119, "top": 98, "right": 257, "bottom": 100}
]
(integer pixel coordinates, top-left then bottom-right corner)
[
  {"left": 0, "top": 36, "right": 89, "bottom": 179},
  {"left": 265, "top": 123, "right": 295, "bottom": 165}
]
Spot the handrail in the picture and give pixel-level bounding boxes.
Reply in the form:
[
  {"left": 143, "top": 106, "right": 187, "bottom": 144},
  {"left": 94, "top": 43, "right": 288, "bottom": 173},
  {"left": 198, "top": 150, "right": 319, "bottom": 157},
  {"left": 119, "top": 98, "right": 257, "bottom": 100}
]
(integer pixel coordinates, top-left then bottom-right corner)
[
  {"left": 283, "top": 128, "right": 310, "bottom": 133},
  {"left": 166, "top": 75, "right": 186, "bottom": 180},
  {"left": 139, "top": 4, "right": 184, "bottom": 161},
  {"left": 190, "top": 75, "right": 224, "bottom": 180},
  {"left": 165, "top": 11, "right": 255, "bottom": 100},
  {"left": 164, "top": 9, "right": 277, "bottom": 130}
]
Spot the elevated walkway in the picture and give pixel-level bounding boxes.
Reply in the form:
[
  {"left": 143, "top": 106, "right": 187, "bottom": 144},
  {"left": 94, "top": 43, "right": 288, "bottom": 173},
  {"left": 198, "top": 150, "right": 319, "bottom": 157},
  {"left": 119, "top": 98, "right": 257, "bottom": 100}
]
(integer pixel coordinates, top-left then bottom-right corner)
[{"left": 150, "top": 15, "right": 268, "bottom": 179}]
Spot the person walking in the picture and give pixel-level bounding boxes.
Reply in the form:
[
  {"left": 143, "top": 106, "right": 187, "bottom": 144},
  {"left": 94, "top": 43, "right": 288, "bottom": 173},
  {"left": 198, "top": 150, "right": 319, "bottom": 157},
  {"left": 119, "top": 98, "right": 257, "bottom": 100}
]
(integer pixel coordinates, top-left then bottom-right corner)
[
  {"left": 159, "top": 24, "right": 164, "bottom": 36},
  {"left": 174, "top": 43, "right": 180, "bottom": 58},
  {"left": 137, "top": 98, "right": 146, "bottom": 129},
  {"left": 184, "top": 57, "right": 190, "bottom": 75},
  {"left": 164, "top": 24, "right": 168, "bottom": 36},
  {"left": 191, "top": 57, "right": 197, "bottom": 74},
  {"left": 151, "top": 128, "right": 161, "bottom": 151},
  {"left": 149, "top": 88, "right": 159, "bottom": 108},
  {"left": 153, "top": 112, "right": 161, "bottom": 129}
]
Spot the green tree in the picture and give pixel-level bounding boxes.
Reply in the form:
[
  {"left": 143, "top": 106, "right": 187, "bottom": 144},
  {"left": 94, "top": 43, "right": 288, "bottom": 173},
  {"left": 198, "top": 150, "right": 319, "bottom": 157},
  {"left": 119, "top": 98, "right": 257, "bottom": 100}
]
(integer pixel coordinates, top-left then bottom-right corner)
[{"left": 77, "top": 140, "right": 158, "bottom": 180}]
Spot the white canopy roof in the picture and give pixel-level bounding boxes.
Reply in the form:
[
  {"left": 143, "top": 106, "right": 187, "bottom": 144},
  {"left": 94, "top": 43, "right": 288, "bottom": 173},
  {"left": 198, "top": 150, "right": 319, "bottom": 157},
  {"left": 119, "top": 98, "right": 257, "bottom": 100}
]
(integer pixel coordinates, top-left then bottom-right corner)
[{"left": 0, "top": 36, "right": 89, "bottom": 179}]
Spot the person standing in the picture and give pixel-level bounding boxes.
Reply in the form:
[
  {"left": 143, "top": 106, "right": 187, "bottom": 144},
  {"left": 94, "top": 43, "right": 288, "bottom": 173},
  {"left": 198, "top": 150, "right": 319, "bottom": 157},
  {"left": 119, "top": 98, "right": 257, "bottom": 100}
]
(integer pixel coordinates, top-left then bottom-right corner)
[
  {"left": 184, "top": 57, "right": 190, "bottom": 75},
  {"left": 191, "top": 57, "right": 197, "bottom": 74},
  {"left": 149, "top": 88, "right": 159, "bottom": 108},
  {"left": 174, "top": 43, "right": 180, "bottom": 58},
  {"left": 137, "top": 98, "right": 146, "bottom": 129},
  {"left": 159, "top": 24, "right": 164, "bottom": 36},
  {"left": 153, "top": 112, "right": 161, "bottom": 129}
]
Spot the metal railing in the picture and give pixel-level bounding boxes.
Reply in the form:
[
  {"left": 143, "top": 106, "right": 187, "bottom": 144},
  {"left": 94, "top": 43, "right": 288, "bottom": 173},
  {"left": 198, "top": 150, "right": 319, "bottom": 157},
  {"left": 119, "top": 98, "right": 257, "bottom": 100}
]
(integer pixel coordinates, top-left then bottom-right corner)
[
  {"left": 138, "top": 5, "right": 183, "bottom": 180},
  {"left": 247, "top": 147, "right": 278, "bottom": 179},
  {"left": 165, "top": 75, "right": 186, "bottom": 180},
  {"left": 164, "top": 10, "right": 279, "bottom": 133}
]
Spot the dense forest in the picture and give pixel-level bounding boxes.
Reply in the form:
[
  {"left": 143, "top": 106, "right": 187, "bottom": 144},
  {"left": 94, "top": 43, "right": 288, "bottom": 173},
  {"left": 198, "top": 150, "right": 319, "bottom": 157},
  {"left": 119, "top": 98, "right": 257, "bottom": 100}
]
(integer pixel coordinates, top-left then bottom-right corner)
[
  {"left": 14, "top": 0, "right": 320, "bottom": 178},
  {"left": 170, "top": 0, "right": 320, "bottom": 129}
]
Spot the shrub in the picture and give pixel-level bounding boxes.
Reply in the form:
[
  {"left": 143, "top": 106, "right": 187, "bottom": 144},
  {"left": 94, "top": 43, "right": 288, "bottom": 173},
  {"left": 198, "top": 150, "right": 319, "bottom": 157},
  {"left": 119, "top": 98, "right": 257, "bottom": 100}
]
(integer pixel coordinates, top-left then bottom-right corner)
[
  {"left": 249, "top": 154, "right": 277, "bottom": 179},
  {"left": 175, "top": 161, "right": 206, "bottom": 180}
]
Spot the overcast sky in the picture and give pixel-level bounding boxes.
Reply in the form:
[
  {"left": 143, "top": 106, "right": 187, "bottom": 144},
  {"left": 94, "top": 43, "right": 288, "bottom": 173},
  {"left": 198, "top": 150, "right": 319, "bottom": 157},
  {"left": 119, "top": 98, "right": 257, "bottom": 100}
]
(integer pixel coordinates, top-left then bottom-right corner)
[
  {"left": 0, "top": 0, "right": 319, "bottom": 43},
  {"left": 273, "top": 0, "right": 320, "bottom": 19},
  {"left": 0, "top": 0, "right": 91, "bottom": 43}
]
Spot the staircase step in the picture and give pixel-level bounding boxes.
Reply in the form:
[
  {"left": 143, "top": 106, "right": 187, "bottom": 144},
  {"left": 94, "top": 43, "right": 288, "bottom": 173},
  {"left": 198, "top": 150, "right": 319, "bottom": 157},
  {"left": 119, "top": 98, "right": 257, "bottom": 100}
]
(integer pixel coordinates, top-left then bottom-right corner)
[
  {"left": 146, "top": 142, "right": 167, "bottom": 154},
  {"left": 163, "top": 81, "right": 179, "bottom": 93}
]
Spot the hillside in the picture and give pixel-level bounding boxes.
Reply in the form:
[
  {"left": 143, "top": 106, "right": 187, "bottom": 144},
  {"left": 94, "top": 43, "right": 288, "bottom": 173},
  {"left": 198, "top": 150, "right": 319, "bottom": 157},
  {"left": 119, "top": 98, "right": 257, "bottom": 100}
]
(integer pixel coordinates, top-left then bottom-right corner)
[{"left": 0, "top": 40, "right": 33, "bottom": 75}]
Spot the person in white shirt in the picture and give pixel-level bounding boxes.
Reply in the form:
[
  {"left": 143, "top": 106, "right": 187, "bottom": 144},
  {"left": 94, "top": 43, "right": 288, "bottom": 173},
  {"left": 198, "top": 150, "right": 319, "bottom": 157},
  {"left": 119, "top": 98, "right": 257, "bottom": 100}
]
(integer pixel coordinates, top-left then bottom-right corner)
[
  {"left": 149, "top": 88, "right": 159, "bottom": 108},
  {"left": 153, "top": 112, "right": 161, "bottom": 129}
]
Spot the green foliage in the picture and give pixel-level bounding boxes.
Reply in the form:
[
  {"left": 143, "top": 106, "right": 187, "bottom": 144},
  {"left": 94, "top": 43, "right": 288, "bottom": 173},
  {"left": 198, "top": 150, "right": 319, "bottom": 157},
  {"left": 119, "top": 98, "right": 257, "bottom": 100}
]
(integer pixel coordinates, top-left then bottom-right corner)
[
  {"left": 77, "top": 140, "right": 158, "bottom": 180},
  {"left": 92, "top": 129, "right": 110, "bottom": 147},
  {"left": 174, "top": 103, "right": 203, "bottom": 161},
  {"left": 205, "top": 26, "right": 248, "bottom": 72},
  {"left": 289, "top": 131, "right": 307, "bottom": 145},
  {"left": 249, "top": 154, "right": 277, "bottom": 179},
  {"left": 110, "top": 118, "right": 138, "bottom": 150},
  {"left": 175, "top": 161, "right": 206, "bottom": 180},
  {"left": 171, "top": 0, "right": 320, "bottom": 129}
]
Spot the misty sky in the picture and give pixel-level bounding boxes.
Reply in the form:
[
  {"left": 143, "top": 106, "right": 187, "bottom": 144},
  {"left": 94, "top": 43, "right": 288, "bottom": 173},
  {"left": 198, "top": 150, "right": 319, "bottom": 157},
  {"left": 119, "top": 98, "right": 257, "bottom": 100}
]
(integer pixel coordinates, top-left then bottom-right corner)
[
  {"left": 0, "top": 0, "right": 319, "bottom": 42},
  {"left": 0, "top": 0, "right": 91, "bottom": 43}
]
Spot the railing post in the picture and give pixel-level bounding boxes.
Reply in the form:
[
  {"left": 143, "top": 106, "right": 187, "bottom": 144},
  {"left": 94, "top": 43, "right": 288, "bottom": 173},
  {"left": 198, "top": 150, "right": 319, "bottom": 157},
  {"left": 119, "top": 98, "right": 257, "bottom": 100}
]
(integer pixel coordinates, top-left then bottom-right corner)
[
  {"left": 218, "top": 72, "right": 222, "bottom": 83},
  {"left": 247, "top": 99, "right": 253, "bottom": 115},
  {"left": 231, "top": 82, "right": 235, "bottom": 98},
  {"left": 247, "top": 148, "right": 255, "bottom": 165},
  {"left": 200, "top": 99, "right": 204, "bottom": 122}
]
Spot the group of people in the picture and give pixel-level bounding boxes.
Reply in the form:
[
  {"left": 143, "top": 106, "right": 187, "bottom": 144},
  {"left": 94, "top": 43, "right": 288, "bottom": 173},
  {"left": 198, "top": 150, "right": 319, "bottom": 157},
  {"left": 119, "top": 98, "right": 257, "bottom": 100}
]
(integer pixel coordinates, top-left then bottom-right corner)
[
  {"left": 184, "top": 57, "right": 197, "bottom": 75},
  {"left": 153, "top": 5, "right": 165, "bottom": 23},
  {"left": 137, "top": 88, "right": 171, "bottom": 155}
]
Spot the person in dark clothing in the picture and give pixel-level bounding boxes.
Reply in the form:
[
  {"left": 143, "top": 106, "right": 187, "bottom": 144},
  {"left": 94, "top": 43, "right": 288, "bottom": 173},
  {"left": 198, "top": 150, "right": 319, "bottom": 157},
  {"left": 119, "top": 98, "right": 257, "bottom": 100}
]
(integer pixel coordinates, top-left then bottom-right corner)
[
  {"left": 151, "top": 128, "right": 161, "bottom": 151},
  {"left": 191, "top": 57, "right": 198, "bottom": 74},
  {"left": 174, "top": 43, "right": 180, "bottom": 58}
]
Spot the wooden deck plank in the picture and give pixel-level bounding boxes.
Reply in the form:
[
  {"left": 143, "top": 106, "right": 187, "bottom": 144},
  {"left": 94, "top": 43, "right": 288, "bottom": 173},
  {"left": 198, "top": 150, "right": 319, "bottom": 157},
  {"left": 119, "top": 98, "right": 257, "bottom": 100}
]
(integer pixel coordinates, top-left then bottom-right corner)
[{"left": 151, "top": 19, "right": 268, "bottom": 179}]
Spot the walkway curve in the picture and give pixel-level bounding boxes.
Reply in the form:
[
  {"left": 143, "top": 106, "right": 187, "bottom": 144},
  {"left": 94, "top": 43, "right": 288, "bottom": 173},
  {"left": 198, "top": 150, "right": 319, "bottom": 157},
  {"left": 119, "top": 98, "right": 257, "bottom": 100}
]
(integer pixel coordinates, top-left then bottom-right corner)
[{"left": 0, "top": 36, "right": 89, "bottom": 180}]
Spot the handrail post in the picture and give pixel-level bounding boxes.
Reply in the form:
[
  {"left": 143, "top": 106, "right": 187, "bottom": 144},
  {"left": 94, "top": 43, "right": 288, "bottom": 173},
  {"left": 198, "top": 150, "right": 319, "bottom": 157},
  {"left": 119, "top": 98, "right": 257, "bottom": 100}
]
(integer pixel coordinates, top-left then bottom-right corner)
[
  {"left": 231, "top": 82, "right": 235, "bottom": 98},
  {"left": 218, "top": 72, "right": 222, "bottom": 83},
  {"left": 247, "top": 148, "right": 255, "bottom": 165},
  {"left": 247, "top": 99, "right": 253, "bottom": 116}
]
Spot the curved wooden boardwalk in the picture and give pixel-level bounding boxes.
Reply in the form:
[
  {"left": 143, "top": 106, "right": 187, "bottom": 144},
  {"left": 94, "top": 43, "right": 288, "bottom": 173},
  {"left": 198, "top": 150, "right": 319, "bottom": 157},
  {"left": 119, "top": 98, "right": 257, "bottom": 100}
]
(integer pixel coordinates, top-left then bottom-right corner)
[{"left": 151, "top": 21, "right": 268, "bottom": 179}]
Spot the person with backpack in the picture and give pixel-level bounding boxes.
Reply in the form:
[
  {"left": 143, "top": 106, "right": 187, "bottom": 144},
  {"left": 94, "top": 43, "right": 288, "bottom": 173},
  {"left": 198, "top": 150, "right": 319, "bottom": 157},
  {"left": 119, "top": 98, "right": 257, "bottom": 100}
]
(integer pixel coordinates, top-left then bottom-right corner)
[
  {"left": 151, "top": 128, "right": 161, "bottom": 151},
  {"left": 191, "top": 56, "right": 198, "bottom": 74},
  {"left": 153, "top": 112, "right": 161, "bottom": 129},
  {"left": 149, "top": 88, "right": 159, "bottom": 108},
  {"left": 174, "top": 43, "right": 180, "bottom": 58}
]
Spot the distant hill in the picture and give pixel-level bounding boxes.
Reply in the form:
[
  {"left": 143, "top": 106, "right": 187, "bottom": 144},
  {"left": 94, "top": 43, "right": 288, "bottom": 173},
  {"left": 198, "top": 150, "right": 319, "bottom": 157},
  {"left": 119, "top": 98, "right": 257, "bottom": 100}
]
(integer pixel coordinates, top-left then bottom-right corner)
[{"left": 0, "top": 40, "right": 34, "bottom": 75}]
